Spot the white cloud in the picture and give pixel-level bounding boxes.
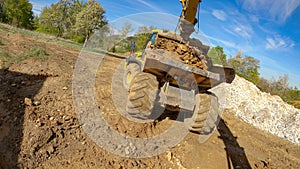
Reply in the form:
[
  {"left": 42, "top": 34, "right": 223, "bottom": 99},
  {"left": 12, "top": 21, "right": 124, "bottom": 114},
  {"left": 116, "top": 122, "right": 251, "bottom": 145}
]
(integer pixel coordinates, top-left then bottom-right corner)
[
  {"left": 213, "top": 10, "right": 253, "bottom": 39},
  {"left": 205, "top": 34, "right": 238, "bottom": 49},
  {"left": 249, "top": 15, "right": 259, "bottom": 23},
  {"left": 234, "top": 25, "right": 253, "bottom": 38},
  {"left": 234, "top": 26, "right": 250, "bottom": 38},
  {"left": 265, "top": 35, "right": 295, "bottom": 49},
  {"left": 30, "top": 1, "right": 53, "bottom": 15},
  {"left": 236, "top": 0, "right": 300, "bottom": 23},
  {"left": 31, "top": 3, "right": 42, "bottom": 14},
  {"left": 212, "top": 10, "right": 227, "bottom": 21},
  {"left": 124, "top": 0, "right": 162, "bottom": 12}
]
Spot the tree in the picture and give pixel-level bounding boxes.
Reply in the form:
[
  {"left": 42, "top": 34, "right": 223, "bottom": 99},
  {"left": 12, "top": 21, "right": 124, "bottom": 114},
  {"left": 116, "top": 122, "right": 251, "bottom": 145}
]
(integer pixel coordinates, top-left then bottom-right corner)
[
  {"left": 66, "top": 0, "right": 85, "bottom": 35},
  {"left": 3, "top": 0, "right": 34, "bottom": 29},
  {"left": 120, "top": 22, "right": 133, "bottom": 37},
  {"left": 257, "top": 75, "right": 300, "bottom": 107},
  {"left": 73, "top": 0, "right": 107, "bottom": 44},
  {"left": 207, "top": 46, "right": 227, "bottom": 65},
  {"left": 37, "top": 0, "right": 85, "bottom": 38},
  {"left": 43, "top": 0, "right": 72, "bottom": 37},
  {"left": 110, "top": 23, "right": 134, "bottom": 52},
  {"left": 37, "top": 5, "right": 59, "bottom": 35},
  {"left": 137, "top": 25, "right": 156, "bottom": 34},
  {"left": 0, "top": 0, "right": 7, "bottom": 23},
  {"left": 227, "top": 51, "right": 260, "bottom": 83},
  {"left": 134, "top": 26, "right": 154, "bottom": 51},
  {"left": 53, "top": 0, "right": 71, "bottom": 37},
  {"left": 257, "top": 77, "right": 271, "bottom": 93},
  {"left": 108, "top": 25, "right": 155, "bottom": 53}
]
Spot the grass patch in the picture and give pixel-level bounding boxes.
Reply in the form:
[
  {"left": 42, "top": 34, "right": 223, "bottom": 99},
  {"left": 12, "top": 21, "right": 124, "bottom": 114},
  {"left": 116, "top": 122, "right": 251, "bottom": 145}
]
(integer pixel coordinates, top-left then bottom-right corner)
[
  {"left": 0, "top": 46, "right": 49, "bottom": 68},
  {"left": 18, "top": 46, "right": 49, "bottom": 62},
  {"left": 19, "top": 28, "right": 36, "bottom": 37},
  {"left": 57, "top": 40, "right": 83, "bottom": 50},
  {"left": 0, "top": 49, "right": 14, "bottom": 68},
  {"left": 0, "top": 23, "right": 16, "bottom": 33}
]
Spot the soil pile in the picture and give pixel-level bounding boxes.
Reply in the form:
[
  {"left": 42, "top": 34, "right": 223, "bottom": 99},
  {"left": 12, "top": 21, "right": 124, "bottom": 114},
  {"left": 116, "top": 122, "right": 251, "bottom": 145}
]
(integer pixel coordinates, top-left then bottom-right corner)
[{"left": 212, "top": 76, "right": 300, "bottom": 145}]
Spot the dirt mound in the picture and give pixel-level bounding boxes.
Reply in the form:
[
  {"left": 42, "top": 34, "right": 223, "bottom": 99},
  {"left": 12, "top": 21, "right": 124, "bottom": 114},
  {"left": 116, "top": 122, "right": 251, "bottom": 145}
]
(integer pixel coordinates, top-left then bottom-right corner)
[
  {"left": 211, "top": 75, "right": 300, "bottom": 145},
  {"left": 153, "top": 33, "right": 211, "bottom": 70}
]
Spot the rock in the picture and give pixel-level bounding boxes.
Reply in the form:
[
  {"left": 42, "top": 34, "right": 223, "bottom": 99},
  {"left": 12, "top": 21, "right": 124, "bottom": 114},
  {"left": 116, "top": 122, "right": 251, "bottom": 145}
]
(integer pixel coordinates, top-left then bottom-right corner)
[
  {"left": 24, "top": 98, "right": 32, "bottom": 106},
  {"left": 46, "top": 145, "right": 55, "bottom": 154},
  {"left": 35, "top": 122, "right": 43, "bottom": 127},
  {"left": 124, "top": 146, "right": 130, "bottom": 155},
  {"left": 166, "top": 151, "right": 172, "bottom": 161},
  {"left": 124, "top": 142, "right": 136, "bottom": 155},
  {"left": 33, "top": 101, "right": 41, "bottom": 106},
  {"left": 62, "top": 86, "right": 68, "bottom": 90},
  {"left": 63, "top": 115, "right": 71, "bottom": 121}
]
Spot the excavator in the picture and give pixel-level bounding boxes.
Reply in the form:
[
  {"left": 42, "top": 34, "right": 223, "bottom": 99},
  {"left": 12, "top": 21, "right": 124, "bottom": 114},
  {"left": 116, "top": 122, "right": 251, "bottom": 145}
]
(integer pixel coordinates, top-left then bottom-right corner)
[
  {"left": 123, "top": 0, "right": 235, "bottom": 134},
  {"left": 178, "top": 0, "right": 202, "bottom": 41}
]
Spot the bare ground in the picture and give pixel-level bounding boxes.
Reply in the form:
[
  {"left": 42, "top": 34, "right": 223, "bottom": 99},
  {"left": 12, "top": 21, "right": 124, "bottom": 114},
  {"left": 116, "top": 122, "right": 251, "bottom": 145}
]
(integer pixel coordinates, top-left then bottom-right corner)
[{"left": 0, "top": 29, "right": 299, "bottom": 169}]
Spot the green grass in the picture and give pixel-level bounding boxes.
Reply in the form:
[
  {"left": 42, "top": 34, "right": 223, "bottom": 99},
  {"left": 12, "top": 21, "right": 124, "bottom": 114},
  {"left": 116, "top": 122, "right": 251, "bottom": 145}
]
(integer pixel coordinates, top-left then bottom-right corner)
[
  {"left": 0, "top": 23, "right": 16, "bottom": 33},
  {"left": 57, "top": 40, "right": 83, "bottom": 50},
  {"left": 0, "top": 23, "right": 83, "bottom": 51},
  {"left": 0, "top": 49, "right": 14, "bottom": 68},
  {"left": 18, "top": 46, "right": 49, "bottom": 62},
  {"left": 0, "top": 23, "right": 85, "bottom": 70},
  {"left": 0, "top": 46, "right": 49, "bottom": 68}
]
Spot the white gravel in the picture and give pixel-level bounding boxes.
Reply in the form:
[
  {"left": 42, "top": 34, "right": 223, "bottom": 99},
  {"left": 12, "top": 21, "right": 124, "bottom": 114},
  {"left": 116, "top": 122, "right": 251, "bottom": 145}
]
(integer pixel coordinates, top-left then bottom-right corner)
[{"left": 211, "top": 76, "right": 300, "bottom": 145}]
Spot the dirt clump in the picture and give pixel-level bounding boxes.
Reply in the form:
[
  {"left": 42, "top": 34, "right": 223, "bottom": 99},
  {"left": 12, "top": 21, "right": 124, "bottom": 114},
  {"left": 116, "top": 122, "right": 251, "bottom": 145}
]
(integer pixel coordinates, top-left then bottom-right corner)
[{"left": 153, "top": 35, "right": 211, "bottom": 70}]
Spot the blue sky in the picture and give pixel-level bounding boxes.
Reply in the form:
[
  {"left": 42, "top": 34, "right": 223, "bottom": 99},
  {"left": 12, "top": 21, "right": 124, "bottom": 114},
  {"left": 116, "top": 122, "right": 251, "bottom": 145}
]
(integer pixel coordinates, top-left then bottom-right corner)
[{"left": 30, "top": 0, "right": 300, "bottom": 88}]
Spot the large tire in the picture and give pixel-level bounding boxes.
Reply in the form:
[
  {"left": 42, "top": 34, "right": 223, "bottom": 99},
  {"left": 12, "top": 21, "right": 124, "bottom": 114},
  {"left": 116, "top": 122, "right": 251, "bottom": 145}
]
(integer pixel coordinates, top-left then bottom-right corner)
[
  {"left": 123, "top": 63, "right": 140, "bottom": 90},
  {"left": 126, "top": 72, "right": 159, "bottom": 120},
  {"left": 188, "top": 93, "right": 220, "bottom": 134}
]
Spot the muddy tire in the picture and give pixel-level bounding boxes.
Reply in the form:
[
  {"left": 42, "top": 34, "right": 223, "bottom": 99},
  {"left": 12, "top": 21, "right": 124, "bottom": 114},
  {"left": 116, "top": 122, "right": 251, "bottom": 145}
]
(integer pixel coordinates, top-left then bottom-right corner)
[
  {"left": 188, "top": 93, "right": 220, "bottom": 134},
  {"left": 123, "top": 63, "right": 140, "bottom": 90},
  {"left": 126, "top": 72, "right": 159, "bottom": 120}
]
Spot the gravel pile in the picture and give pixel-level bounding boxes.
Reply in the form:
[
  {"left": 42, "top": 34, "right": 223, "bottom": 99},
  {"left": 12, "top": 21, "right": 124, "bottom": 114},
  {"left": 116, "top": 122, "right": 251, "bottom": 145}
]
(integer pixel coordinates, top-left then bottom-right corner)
[{"left": 211, "top": 76, "right": 300, "bottom": 145}]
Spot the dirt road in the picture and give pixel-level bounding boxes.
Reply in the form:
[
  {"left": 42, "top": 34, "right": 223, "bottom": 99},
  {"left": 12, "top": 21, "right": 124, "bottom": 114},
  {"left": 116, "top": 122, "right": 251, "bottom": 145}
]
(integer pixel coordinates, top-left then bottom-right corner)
[{"left": 0, "top": 30, "right": 299, "bottom": 168}]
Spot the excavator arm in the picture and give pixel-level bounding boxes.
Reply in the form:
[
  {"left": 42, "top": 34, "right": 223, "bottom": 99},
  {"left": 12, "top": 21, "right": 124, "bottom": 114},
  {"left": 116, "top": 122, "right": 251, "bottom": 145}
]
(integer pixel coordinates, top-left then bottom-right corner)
[{"left": 178, "top": 0, "right": 202, "bottom": 41}]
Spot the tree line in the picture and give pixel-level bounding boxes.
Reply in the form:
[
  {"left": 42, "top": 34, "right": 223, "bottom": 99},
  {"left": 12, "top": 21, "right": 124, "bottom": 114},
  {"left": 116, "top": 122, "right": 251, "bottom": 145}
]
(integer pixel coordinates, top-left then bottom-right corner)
[
  {"left": 0, "top": 0, "right": 34, "bottom": 29},
  {"left": 208, "top": 46, "right": 300, "bottom": 108},
  {"left": 0, "top": 0, "right": 107, "bottom": 43}
]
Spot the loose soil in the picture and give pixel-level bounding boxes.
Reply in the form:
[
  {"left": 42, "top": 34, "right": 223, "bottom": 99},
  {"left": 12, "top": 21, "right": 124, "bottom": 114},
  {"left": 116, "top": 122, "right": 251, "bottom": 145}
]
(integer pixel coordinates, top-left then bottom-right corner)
[{"left": 0, "top": 27, "right": 299, "bottom": 169}]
